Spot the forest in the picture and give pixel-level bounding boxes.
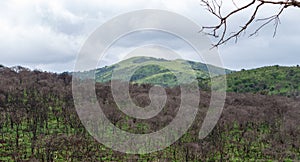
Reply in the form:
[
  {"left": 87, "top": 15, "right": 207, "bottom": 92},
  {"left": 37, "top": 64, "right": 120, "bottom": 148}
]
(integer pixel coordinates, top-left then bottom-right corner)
[{"left": 0, "top": 65, "right": 300, "bottom": 161}]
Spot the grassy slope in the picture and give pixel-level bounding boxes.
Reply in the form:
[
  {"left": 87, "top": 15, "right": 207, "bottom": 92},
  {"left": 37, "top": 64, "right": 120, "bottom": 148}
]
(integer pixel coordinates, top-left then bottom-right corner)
[{"left": 95, "top": 56, "right": 231, "bottom": 86}]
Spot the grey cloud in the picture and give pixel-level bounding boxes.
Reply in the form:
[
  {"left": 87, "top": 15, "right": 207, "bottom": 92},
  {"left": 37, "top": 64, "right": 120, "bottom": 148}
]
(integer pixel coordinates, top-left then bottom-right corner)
[{"left": 0, "top": 0, "right": 299, "bottom": 72}]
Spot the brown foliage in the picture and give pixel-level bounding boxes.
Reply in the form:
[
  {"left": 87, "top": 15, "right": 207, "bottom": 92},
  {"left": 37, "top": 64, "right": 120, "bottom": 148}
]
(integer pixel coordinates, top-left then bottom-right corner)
[{"left": 0, "top": 65, "right": 299, "bottom": 160}]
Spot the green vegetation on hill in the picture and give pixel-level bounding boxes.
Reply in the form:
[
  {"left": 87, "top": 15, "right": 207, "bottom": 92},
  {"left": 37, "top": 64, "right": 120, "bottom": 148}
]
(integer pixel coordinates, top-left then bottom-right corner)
[
  {"left": 95, "top": 57, "right": 300, "bottom": 97},
  {"left": 95, "top": 56, "right": 232, "bottom": 87},
  {"left": 225, "top": 65, "right": 300, "bottom": 97}
]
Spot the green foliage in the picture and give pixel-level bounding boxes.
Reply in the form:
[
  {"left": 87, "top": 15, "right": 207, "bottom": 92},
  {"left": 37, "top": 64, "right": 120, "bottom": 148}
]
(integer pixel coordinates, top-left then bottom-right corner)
[
  {"left": 95, "top": 56, "right": 232, "bottom": 87},
  {"left": 224, "top": 65, "right": 300, "bottom": 96},
  {"left": 95, "top": 57, "right": 300, "bottom": 98}
]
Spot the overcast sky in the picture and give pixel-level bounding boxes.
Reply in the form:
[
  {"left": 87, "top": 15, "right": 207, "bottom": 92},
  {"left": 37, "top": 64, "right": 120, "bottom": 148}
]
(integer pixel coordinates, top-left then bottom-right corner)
[{"left": 0, "top": 0, "right": 299, "bottom": 72}]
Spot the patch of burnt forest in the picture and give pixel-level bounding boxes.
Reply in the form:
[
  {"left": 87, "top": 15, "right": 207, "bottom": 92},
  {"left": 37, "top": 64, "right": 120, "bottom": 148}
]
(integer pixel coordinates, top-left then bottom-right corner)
[{"left": 0, "top": 66, "right": 299, "bottom": 161}]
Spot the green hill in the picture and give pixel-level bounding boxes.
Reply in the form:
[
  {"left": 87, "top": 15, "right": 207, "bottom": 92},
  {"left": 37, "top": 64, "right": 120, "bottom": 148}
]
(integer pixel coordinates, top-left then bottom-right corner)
[
  {"left": 94, "top": 57, "right": 300, "bottom": 97},
  {"left": 95, "top": 56, "right": 232, "bottom": 87},
  {"left": 224, "top": 65, "right": 300, "bottom": 97}
]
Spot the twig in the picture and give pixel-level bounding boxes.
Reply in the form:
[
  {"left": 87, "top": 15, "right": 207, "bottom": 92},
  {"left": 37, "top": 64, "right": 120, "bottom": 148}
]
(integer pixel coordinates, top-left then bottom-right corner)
[{"left": 200, "top": 0, "right": 300, "bottom": 47}]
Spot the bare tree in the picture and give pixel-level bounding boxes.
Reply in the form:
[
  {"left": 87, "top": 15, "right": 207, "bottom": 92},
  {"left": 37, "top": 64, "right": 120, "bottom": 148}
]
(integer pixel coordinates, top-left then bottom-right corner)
[{"left": 200, "top": 0, "right": 300, "bottom": 47}]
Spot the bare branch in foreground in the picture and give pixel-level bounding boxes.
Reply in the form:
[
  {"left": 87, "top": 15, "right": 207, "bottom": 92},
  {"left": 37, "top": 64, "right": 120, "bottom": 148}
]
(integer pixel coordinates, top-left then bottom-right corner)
[{"left": 200, "top": 0, "right": 300, "bottom": 47}]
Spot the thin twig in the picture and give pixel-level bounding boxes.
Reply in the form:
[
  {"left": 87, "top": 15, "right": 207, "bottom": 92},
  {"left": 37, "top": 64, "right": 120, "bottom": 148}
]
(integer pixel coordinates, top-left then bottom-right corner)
[{"left": 200, "top": 0, "right": 300, "bottom": 47}]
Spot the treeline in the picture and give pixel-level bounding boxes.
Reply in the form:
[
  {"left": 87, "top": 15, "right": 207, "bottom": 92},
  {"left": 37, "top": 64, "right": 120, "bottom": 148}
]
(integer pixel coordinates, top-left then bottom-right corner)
[{"left": 0, "top": 65, "right": 299, "bottom": 161}]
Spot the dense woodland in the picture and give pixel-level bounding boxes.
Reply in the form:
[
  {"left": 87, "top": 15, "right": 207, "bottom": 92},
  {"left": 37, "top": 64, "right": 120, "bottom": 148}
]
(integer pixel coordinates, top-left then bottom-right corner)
[{"left": 0, "top": 65, "right": 300, "bottom": 161}]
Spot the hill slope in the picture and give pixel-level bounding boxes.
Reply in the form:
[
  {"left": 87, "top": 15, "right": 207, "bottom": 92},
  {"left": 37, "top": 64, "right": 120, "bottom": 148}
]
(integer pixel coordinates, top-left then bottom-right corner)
[
  {"left": 224, "top": 65, "right": 300, "bottom": 96},
  {"left": 95, "top": 56, "right": 232, "bottom": 87},
  {"left": 84, "top": 57, "right": 300, "bottom": 97}
]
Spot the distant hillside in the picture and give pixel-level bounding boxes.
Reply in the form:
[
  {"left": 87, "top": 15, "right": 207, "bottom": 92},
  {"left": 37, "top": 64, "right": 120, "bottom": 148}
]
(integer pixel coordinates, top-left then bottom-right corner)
[
  {"left": 224, "top": 65, "right": 300, "bottom": 97},
  {"left": 85, "top": 57, "right": 300, "bottom": 97},
  {"left": 95, "top": 56, "right": 232, "bottom": 87}
]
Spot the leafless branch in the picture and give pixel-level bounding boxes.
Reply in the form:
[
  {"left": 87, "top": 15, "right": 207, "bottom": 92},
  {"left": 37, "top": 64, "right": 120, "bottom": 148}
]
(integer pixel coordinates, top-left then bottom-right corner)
[{"left": 200, "top": 0, "right": 300, "bottom": 47}]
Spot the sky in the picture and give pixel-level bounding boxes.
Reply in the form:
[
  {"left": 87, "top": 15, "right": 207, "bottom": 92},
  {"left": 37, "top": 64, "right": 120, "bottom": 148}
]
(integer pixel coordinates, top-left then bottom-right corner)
[{"left": 0, "top": 0, "right": 299, "bottom": 72}]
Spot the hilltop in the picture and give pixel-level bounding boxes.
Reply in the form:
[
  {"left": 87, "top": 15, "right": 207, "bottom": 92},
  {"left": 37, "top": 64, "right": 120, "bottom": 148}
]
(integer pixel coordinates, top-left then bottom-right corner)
[{"left": 95, "top": 56, "right": 232, "bottom": 87}]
